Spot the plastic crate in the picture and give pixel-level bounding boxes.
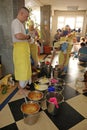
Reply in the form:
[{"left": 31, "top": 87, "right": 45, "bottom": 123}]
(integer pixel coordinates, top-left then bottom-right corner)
[{"left": 43, "top": 45, "right": 51, "bottom": 54}]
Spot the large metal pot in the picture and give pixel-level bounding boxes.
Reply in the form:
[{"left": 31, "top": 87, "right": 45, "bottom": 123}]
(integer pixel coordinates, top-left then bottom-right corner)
[
  {"left": 46, "top": 91, "right": 64, "bottom": 115},
  {"left": 21, "top": 101, "right": 40, "bottom": 125}
]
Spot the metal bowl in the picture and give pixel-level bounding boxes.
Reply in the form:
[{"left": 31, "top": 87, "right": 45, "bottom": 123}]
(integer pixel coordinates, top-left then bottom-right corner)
[
  {"left": 57, "top": 78, "right": 66, "bottom": 86},
  {"left": 27, "top": 90, "right": 44, "bottom": 101},
  {"left": 50, "top": 78, "right": 66, "bottom": 86},
  {"left": 54, "top": 85, "right": 64, "bottom": 93}
]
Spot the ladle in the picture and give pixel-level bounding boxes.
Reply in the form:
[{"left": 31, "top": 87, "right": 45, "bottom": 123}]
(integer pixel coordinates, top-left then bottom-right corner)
[{"left": 23, "top": 93, "right": 28, "bottom": 104}]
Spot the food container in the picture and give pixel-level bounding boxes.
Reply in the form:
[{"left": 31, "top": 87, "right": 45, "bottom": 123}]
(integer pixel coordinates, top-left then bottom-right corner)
[
  {"left": 27, "top": 90, "right": 44, "bottom": 101},
  {"left": 57, "top": 78, "right": 66, "bottom": 86},
  {"left": 54, "top": 85, "right": 64, "bottom": 93},
  {"left": 38, "top": 77, "right": 49, "bottom": 84},
  {"left": 34, "top": 83, "right": 48, "bottom": 92},
  {"left": 46, "top": 91, "right": 64, "bottom": 115},
  {"left": 50, "top": 78, "right": 66, "bottom": 86},
  {"left": 34, "top": 77, "right": 49, "bottom": 92},
  {"left": 21, "top": 101, "right": 40, "bottom": 125}
]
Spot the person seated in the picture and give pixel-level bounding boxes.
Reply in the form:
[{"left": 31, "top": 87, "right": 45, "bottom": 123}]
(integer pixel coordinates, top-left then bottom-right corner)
[
  {"left": 79, "top": 37, "right": 86, "bottom": 45},
  {"left": 76, "top": 28, "right": 81, "bottom": 42},
  {"left": 53, "top": 29, "right": 64, "bottom": 51},
  {"left": 78, "top": 42, "right": 87, "bottom": 62},
  {"left": 53, "top": 29, "right": 61, "bottom": 46}
]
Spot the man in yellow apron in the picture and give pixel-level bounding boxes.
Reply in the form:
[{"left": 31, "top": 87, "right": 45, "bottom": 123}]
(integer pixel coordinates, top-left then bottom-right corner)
[{"left": 11, "top": 7, "right": 32, "bottom": 94}]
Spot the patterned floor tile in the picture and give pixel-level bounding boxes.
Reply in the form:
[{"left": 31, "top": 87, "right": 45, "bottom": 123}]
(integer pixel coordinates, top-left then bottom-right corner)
[
  {"left": 1, "top": 123, "right": 18, "bottom": 130},
  {"left": 8, "top": 98, "right": 25, "bottom": 121},
  {"left": 69, "top": 119, "right": 87, "bottom": 130},
  {"left": 16, "top": 111, "right": 58, "bottom": 130},
  {"left": 45, "top": 102, "right": 84, "bottom": 130},
  {"left": 0, "top": 104, "right": 15, "bottom": 128},
  {"left": 66, "top": 94, "right": 87, "bottom": 118},
  {"left": 1, "top": 54, "right": 87, "bottom": 130},
  {"left": 62, "top": 85, "right": 80, "bottom": 100},
  {"left": 9, "top": 91, "right": 24, "bottom": 102}
]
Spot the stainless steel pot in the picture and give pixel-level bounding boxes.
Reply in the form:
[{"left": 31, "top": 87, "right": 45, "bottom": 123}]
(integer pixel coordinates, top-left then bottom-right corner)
[
  {"left": 21, "top": 101, "right": 40, "bottom": 125},
  {"left": 46, "top": 91, "right": 64, "bottom": 115}
]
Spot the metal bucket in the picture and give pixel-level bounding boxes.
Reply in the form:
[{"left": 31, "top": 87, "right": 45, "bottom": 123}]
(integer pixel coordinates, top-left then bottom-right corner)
[
  {"left": 46, "top": 92, "right": 64, "bottom": 115},
  {"left": 21, "top": 101, "right": 40, "bottom": 125}
]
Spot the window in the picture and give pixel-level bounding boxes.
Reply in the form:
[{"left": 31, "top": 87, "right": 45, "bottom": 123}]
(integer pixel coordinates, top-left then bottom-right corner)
[
  {"left": 75, "top": 17, "right": 83, "bottom": 30},
  {"left": 57, "top": 17, "right": 64, "bottom": 29},
  {"left": 57, "top": 16, "right": 84, "bottom": 31},
  {"left": 65, "top": 17, "right": 75, "bottom": 29},
  {"left": 30, "top": 9, "right": 40, "bottom": 28},
  {"left": 25, "top": 9, "right": 40, "bottom": 30}
]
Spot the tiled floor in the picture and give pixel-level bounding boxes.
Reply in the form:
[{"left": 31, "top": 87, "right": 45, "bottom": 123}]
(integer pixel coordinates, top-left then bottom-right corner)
[{"left": 0, "top": 53, "right": 87, "bottom": 130}]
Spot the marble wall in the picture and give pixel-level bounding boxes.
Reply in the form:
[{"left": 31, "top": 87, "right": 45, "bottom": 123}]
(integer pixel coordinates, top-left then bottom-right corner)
[{"left": 0, "top": 0, "right": 24, "bottom": 76}]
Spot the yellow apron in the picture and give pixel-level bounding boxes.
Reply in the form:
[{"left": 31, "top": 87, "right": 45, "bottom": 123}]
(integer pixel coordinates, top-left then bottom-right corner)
[
  {"left": 29, "top": 43, "right": 39, "bottom": 66},
  {"left": 13, "top": 42, "right": 32, "bottom": 80},
  {"left": 59, "top": 35, "right": 74, "bottom": 66},
  {"left": 59, "top": 43, "right": 72, "bottom": 66}
]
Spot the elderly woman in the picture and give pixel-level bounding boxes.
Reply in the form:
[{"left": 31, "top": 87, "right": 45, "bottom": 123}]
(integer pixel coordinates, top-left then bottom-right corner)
[{"left": 28, "top": 20, "right": 40, "bottom": 67}]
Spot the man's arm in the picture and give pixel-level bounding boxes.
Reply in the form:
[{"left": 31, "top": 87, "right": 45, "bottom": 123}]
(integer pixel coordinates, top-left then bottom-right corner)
[{"left": 15, "top": 33, "right": 30, "bottom": 40}]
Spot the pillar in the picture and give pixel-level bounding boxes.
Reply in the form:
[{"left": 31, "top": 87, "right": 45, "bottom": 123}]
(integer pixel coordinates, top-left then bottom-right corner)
[
  {"left": 0, "top": 0, "right": 24, "bottom": 76},
  {"left": 40, "top": 5, "right": 51, "bottom": 45}
]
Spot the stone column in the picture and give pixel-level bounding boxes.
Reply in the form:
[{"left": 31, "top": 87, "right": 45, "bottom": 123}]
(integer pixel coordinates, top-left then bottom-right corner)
[
  {"left": 40, "top": 5, "right": 51, "bottom": 45},
  {"left": 0, "top": 0, "right": 24, "bottom": 76}
]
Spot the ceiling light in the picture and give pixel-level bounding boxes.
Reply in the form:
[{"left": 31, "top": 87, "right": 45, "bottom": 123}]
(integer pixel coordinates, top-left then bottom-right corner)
[{"left": 67, "top": 6, "right": 79, "bottom": 11}]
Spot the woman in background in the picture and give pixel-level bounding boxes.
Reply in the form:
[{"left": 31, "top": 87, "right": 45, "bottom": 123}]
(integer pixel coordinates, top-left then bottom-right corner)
[{"left": 28, "top": 20, "right": 40, "bottom": 67}]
